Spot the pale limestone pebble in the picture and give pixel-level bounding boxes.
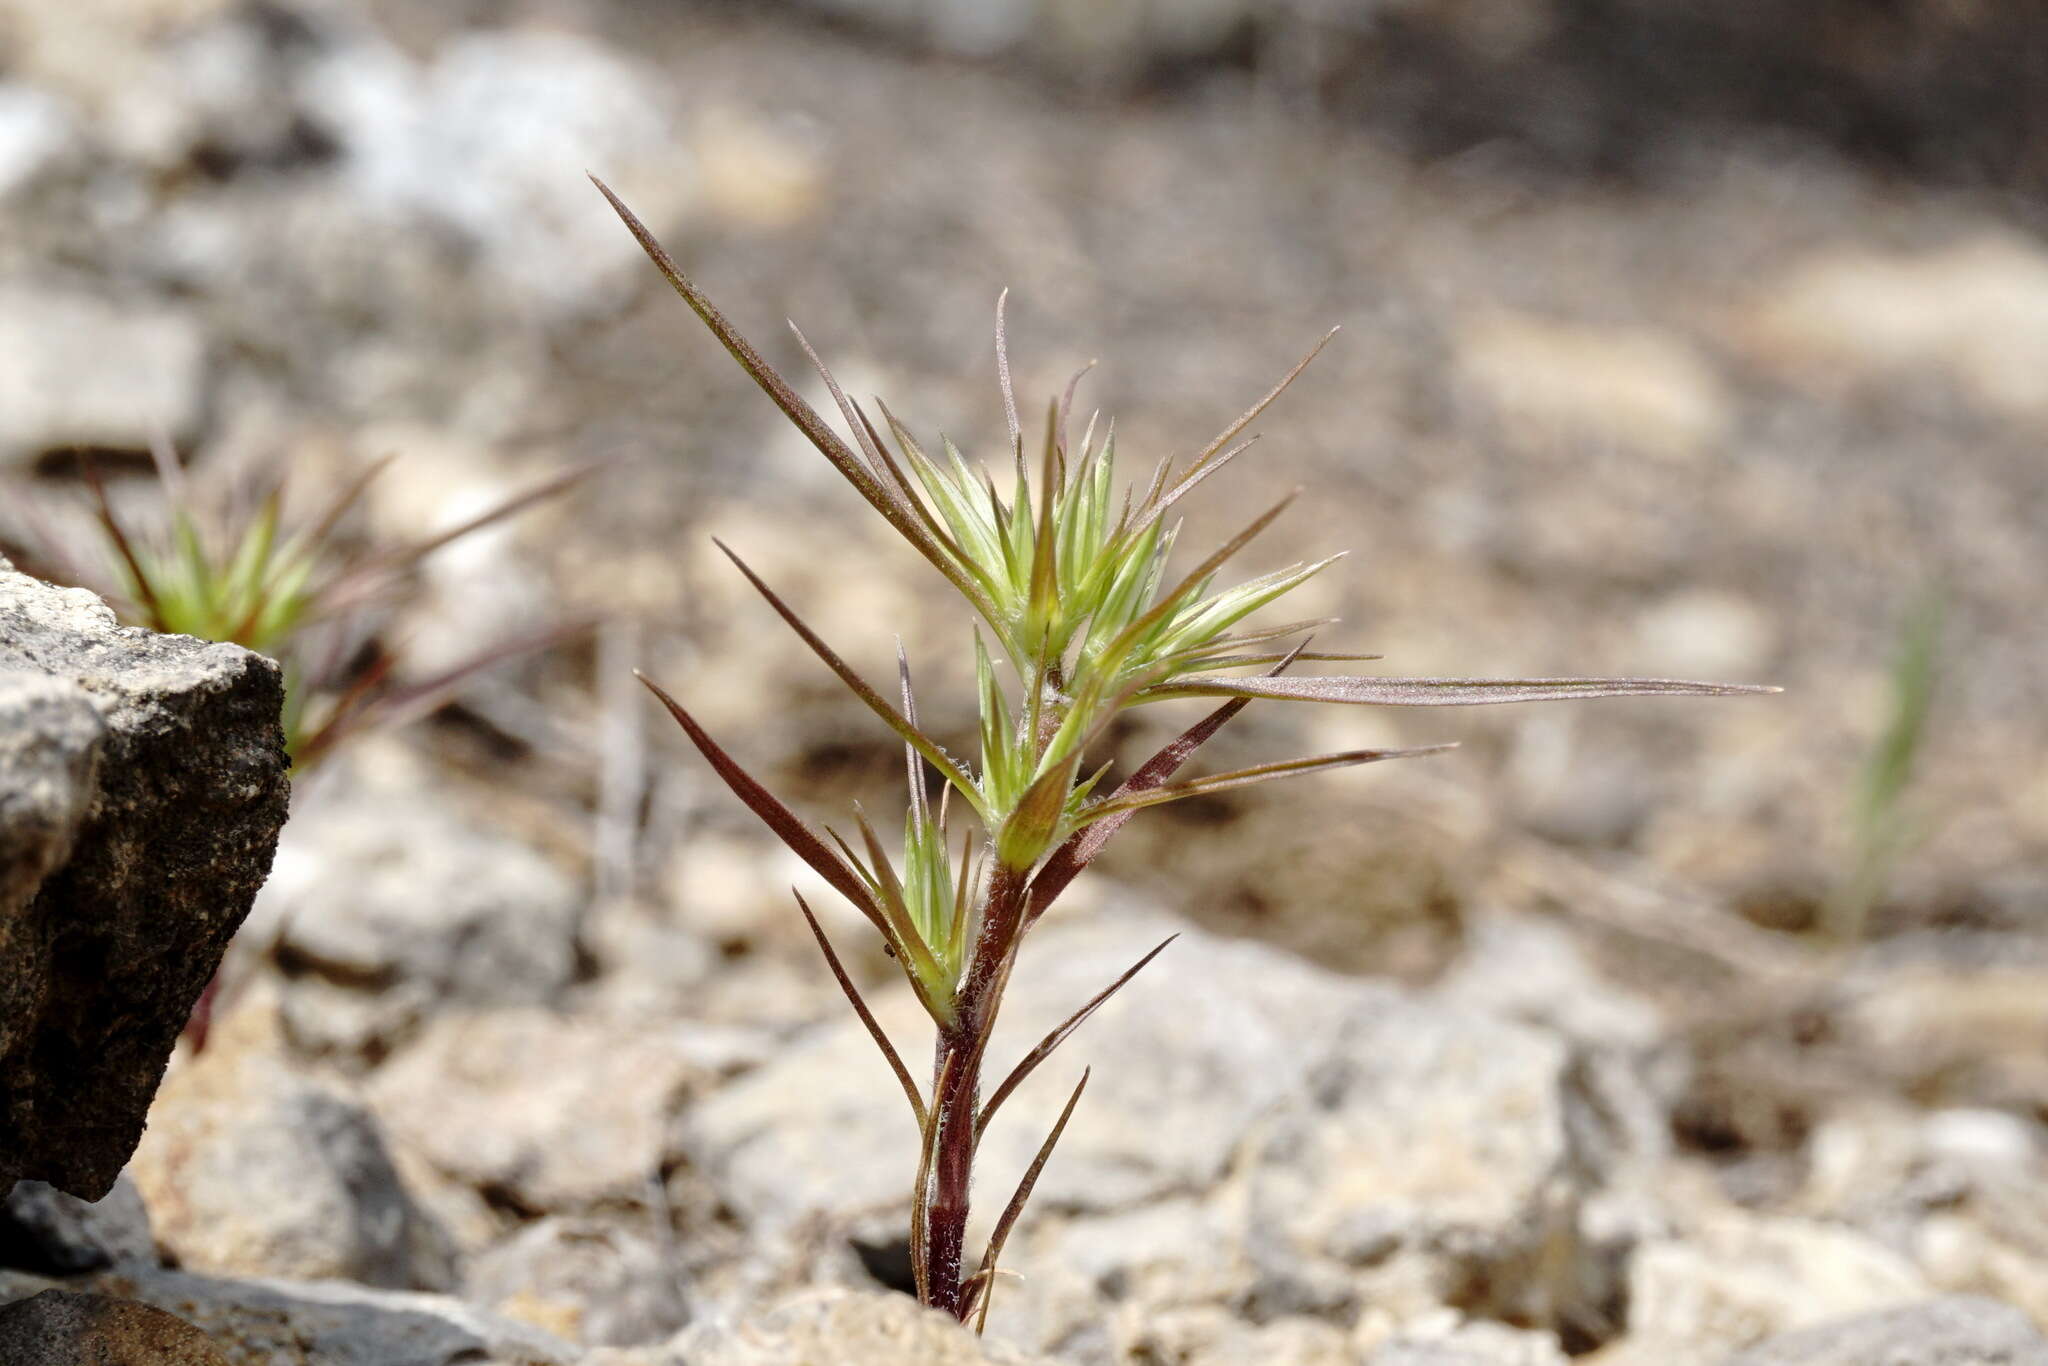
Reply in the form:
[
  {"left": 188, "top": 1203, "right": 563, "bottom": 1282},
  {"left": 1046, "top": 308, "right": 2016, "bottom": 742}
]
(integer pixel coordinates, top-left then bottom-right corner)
[
  {"left": 1793, "top": 1102, "right": 2048, "bottom": 1329},
  {"left": 1631, "top": 588, "right": 1780, "bottom": 683},
  {"left": 1840, "top": 962, "right": 2048, "bottom": 1106},
  {"left": 0, "top": 0, "right": 240, "bottom": 168},
  {"left": 349, "top": 423, "right": 562, "bottom": 679},
  {"left": 1452, "top": 310, "right": 1733, "bottom": 462},
  {"left": 1610, "top": 1212, "right": 1933, "bottom": 1363},
  {"left": 0, "top": 286, "right": 207, "bottom": 462},
  {"left": 0, "top": 83, "right": 78, "bottom": 199},
  {"left": 1112, "top": 1304, "right": 1357, "bottom": 1366},
  {"left": 1359, "top": 1309, "right": 1571, "bottom": 1365},
  {"left": 682, "top": 903, "right": 1366, "bottom": 1235},
  {"left": 257, "top": 767, "right": 581, "bottom": 1060},
  {"left": 296, "top": 25, "right": 693, "bottom": 321},
  {"left": 1433, "top": 909, "right": 1664, "bottom": 1051},
  {"left": 464, "top": 1215, "right": 689, "bottom": 1349},
  {"left": 668, "top": 1288, "right": 1063, "bottom": 1365},
  {"left": 1743, "top": 233, "right": 2048, "bottom": 422},
  {"left": 125, "top": 992, "right": 454, "bottom": 1290},
  {"left": 365, "top": 1009, "right": 712, "bottom": 1214},
  {"left": 691, "top": 104, "right": 826, "bottom": 230},
  {"left": 1721, "top": 1295, "right": 2048, "bottom": 1366},
  {"left": 1241, "top": 989, "right": 1583, "bottom": 1328}
]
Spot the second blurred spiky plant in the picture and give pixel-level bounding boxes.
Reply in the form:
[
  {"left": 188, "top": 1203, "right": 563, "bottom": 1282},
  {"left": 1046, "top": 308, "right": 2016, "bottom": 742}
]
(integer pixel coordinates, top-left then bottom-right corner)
[
  {"left": 1823, "top": 588, "right": 1942, "bottom": 944},
  {"left": 596, "top": 175, "right": 1776, "bottom": 1329},
  {"left": 11, "top": 440, "right": 583, "bottom": 770}
]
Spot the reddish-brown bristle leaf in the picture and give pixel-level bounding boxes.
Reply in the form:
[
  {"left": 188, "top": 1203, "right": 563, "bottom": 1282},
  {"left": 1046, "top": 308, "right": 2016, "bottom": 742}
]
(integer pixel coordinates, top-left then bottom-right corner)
[
  {"left": 1189, "top": 325, "right": 1339, "bottom": 474},
  {"left": 322, "top": 460, "right": 595, "bottom": 617},
  {"left": 592, "top": 176, "right": 874, "bottom": 482},
  {"left": 794, "top": 892, "right": 926, "bottom": 1129},
  {"left": 636, "top": 671, "right": 885, "bottom": 929},
  {"left": 1077, "top": 744, "right": 1459, "bottom": 823},
  {"left": 1027, "top": 641, "right": 1312, "bottom": 919},
  {"left": 1146, "top": 675, "right": 1784, "bottom": 707},
  {"left": 967, "top": 1067, "right": 1090, "bottom": 1334},
  {"left": 978, "top": 935, "right": 1174, "bottom": 1141},
  {"left": 714, "top": 540, "right": 984, "bottom": 808},
  {"left": 1128, "top": 434, "right": 1262, "bottom": 538}
]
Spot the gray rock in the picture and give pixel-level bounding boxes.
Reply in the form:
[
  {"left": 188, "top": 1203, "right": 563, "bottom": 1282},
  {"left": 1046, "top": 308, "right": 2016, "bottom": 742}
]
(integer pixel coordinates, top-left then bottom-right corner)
[
  {"left": 1622, "top": 1212, "right": 1931, "bottom": 1360},
  {"left": 672, "top": 1289, "right": 1059, "bottom": 1365},
  {"left": 0, "top": 1175, "right": 154, "bottom": 1274},
  {"left": 366, "top": 1009, "right": 710, "bottom": 1214},
  {"left": 683, "top": 904, "right": 1364, "bottom": 1237},
  {"left": 464, "top": 1215, "right": 689, "bottom": 1347},
  {"left": 0, "top": 1265, "right": 574, "bottom": 1366},
  {"left": 0, "top": 674, "right": 100, "bottom": 947},
  {"left": 1241, "top": 988, "right": 1580, "bottom": 1325},
  {"left": 0, "top": 561, "right": 288, "bottom": 1198},
  {"left": 261, "top": 776, "right": 579, "bottom": 1060},
  {"left": 0, "top": 1288, "right": 228, "bottom": 1365},
  {"left": 297, "top": 27, "right": 688, "bottom": 320},
  {"left": 1721, "top": 1295, "right": 2048, "bottom": 1365},
  {"left": 125, "top": 998, "right": 452, "bottom": 1289},
  {"left": 0, "top": 85, "right": 77, "bottom": 202},
  {"left": 0, "top": 289, "right": 207, "bottom": 462}
]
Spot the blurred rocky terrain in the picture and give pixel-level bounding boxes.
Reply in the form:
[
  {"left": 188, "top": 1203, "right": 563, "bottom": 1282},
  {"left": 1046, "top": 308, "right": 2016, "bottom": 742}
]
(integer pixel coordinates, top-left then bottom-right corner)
[{"left": 2, "top": 0, "right": 2046, "bottom": 1361}]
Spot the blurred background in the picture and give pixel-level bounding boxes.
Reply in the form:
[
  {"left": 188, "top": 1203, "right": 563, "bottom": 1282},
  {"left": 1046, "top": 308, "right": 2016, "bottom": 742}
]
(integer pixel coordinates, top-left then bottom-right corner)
[{"left": 2, "top": 0, "right": 2046, "bottom": 1361}]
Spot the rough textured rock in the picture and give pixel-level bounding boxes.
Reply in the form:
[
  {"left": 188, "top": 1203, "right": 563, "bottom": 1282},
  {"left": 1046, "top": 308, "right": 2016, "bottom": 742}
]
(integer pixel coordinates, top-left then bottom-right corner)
[
  {"left": 0, "top": 674, "right": 101, "bottom": 978},
  {"left": 672, "top": 1289, "right": 1059, "bottom": 1365},
  {"left": 0, "top": 560, "right": 288, "bottom": 1198},
  {"left": 464, "top": 1215, "right": 689, "bottom": 1347},
  {"left": 0, "top": 1288, "right": 229, "bottom": 1366},
  {"left": 1722, "top": 1295, "right": 2048, "bottom": 1366},
  {"left": 0, "top": 1266, "right": 574, "bottom": 1366},
  {"left": 0, "top": 1176, "right": 154, "bottom": 1275},
  {"left": 259, "top": 776, "right": 579, "bottom": 1061},
  {"left": 126, "top": 997, "right": 451, "bottom": 1289}
]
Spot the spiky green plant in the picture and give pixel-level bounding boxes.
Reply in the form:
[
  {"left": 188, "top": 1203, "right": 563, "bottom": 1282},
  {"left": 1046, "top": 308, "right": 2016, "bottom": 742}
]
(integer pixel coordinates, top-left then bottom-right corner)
[
  {"left": 9, "top": 441, "right": 584, "bottom": 770},
  {"left": 1823, "top": 587, "right": 1941, "bottom": 944},
  {"left": 595, "top": 176, "right": 1776, "bottom": 1329}
]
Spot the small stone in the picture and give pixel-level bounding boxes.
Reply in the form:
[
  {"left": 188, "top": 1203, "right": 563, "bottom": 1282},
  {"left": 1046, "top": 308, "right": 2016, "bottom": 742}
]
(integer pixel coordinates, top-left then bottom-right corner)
[
  {"left": 1624, "top": 1212, "right": 1930, "bottom": 1358},
  {"left": 672, "top": 1288, "right": 1059, "bottom": 1365},
  {"left": 367, "top": 1009, "right": 710, "bottom": 1213},
  {"left": 465, "top": 1216, "right": 689, "bottom": 1347},
  {"left": 0, "top": 1176, "right": 154, "bottom": 1275},
  {"left": 1453, "top": 311, "right": 1732, "bottom": 462},
  {"left": 262, "top": 772, "right": 580, "bottom": 1060},
  {"left": 125, "top": 996, "right": 452, "bottom": 1289},
  {"left": 1723, "top": 1294, "right": 2048, "bottom": 1365},
  {"left": 2, "top": 1264, "right": 575, "bottom": 1366},
  {"left": 0, "top": 289, "right": 207, "bottom": 463},
  {"left": 1746, "top": 234, "right": 2048, "bottom": 422}
]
